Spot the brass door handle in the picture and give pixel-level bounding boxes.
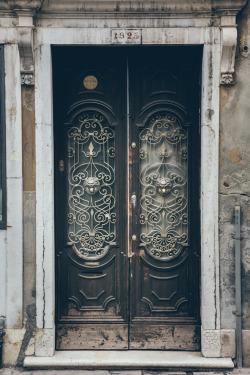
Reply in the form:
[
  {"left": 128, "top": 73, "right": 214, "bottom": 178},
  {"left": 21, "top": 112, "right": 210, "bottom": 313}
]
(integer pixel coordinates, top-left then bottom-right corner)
[
  {"left": 131, "top": 194, "right": 136, "bottom": 208},
  {"left": 59, "top": 160, "right": 64, "bottom": 172}
]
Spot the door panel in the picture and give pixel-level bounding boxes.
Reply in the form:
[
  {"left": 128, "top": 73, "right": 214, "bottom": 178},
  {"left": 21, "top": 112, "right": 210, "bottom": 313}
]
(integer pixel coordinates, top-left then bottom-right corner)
[
  {"left": 129, "top": 49, "right": 200, "bottom": 349},
  {"left": 54, "top": 48, "right": 128, "bottom": 349},
  {"left": 129, "top": 324, "right": 200, "bottom": 350},
  {"left": 53, "top": 47, "right": 201, "bottom": 351}
]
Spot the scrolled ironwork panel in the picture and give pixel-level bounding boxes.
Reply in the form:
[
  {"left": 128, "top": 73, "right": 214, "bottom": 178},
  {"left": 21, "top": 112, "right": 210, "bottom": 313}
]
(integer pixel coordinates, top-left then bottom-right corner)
[
  {"left": 139, "top": 112, "right": 188, "bottom": 260},
  {"left": 67, "top": 111, "right": 116, "bottom": 259}
]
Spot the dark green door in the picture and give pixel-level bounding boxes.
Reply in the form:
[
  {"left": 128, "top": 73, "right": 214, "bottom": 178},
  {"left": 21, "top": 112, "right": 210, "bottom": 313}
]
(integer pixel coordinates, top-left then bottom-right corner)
[{"left": 53, "top": 47, "right": 201, "bottom": 350}]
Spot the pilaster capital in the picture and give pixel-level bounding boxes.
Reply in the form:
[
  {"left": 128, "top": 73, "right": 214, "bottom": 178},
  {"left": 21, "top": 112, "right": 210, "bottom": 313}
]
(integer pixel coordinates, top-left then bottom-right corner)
[
  {"left": 7, "top": 0, "right": 43, "bottom": 85},
  {"left": 220, "top": 17, "right": 238, "bottom": 85}
]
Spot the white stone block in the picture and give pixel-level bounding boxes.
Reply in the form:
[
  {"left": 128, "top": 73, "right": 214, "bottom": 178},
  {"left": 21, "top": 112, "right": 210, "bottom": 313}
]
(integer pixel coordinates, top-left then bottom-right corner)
[
  {"left": 35, "top": 328, "right": 55, "bottom": 357},
  {"left": 201, "top": 328, "right": 221, "bottom": 357}
]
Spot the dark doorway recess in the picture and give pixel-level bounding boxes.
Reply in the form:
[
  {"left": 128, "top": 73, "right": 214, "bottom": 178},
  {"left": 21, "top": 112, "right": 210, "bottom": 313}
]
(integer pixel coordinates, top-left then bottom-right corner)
[{"left": 53, "top": 46, "right": 201, "bottom": 350}]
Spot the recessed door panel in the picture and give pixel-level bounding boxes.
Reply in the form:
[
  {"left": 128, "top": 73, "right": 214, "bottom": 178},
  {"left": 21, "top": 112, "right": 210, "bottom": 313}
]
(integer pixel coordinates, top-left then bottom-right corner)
[{"left": 53, "top": 46, "right": 201, "bottom": 351}]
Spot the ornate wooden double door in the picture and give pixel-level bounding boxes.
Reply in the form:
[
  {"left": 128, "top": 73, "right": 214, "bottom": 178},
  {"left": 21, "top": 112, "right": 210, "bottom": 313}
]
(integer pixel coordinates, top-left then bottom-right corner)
[{"left": 54, "top": 47, "right": 201, "bottom": 350}]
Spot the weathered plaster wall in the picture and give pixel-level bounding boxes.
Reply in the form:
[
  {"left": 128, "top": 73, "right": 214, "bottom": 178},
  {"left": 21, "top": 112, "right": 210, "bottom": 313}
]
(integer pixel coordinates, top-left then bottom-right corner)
[
  {"left": 219, "top": 0, "right": 250, "bottom": 366},
  {"left": 19, "top": 86, "right": 36, "bottom": 364}
]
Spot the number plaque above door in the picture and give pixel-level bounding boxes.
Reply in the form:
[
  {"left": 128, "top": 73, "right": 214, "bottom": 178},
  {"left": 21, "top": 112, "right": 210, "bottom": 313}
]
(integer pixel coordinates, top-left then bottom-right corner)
[{"left": 111, "top": 29, "right": 142, "bottom": 44}]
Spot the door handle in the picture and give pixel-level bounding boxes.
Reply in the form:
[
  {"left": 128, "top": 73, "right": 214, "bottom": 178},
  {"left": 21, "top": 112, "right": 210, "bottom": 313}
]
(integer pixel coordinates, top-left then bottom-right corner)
[
  {"left": 131, "top": 194, "right": 136, "bottom": 208},
  {"left": 59, "top": 160, "right": 64, "bottom": 172}
]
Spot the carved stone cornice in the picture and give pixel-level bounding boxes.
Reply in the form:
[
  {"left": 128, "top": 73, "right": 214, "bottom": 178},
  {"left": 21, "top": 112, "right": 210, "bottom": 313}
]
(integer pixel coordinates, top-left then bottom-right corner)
[
  {"left": 38, "top": 0, "right": 248, "bottom": 17},
  {"left": 212, "top": 0, "right": 248, "bottom": 14},
  {"left": 7, "top": 0, "right": 43, "bottom": 14}
]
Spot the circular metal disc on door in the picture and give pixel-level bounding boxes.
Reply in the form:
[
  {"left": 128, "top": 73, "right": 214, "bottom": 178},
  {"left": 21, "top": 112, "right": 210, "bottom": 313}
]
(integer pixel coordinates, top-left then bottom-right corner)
[{"left": 83, "top": 75, "right": 98, "bottom": 90}]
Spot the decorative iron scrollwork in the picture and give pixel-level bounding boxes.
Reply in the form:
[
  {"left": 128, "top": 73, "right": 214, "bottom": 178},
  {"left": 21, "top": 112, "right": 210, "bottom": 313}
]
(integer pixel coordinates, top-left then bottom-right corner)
[
  {"left": 67, "top": 112, "right": 116, "bottom": 259},
  {"left": 139, "top": 112, "right": 188, "bottom": 260}
]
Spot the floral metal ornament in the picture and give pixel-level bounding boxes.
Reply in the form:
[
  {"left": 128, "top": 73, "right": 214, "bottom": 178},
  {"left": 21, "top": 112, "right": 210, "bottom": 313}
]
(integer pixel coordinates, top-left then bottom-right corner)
[
  {"left": 67, "top": 112, "right": 116, "bottom": 259},
  {"left": 139, "top": 112, "right": 189, "bottom": 260}
]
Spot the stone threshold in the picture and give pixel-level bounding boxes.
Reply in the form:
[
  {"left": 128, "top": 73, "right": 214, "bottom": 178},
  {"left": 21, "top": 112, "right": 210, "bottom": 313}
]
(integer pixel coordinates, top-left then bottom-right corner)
[{"left": 24, "top": 351, "right": 234, "bottom": 369}]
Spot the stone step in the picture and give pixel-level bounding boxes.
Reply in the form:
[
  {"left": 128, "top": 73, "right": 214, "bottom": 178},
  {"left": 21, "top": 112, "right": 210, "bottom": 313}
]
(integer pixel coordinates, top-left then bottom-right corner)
[{"left": 23, "top": 351, "right": 233, "bottom": 370}]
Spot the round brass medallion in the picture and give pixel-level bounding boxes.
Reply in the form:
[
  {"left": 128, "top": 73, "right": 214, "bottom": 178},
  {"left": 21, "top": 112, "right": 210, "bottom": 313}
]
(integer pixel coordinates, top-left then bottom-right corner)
[{"left": 83, "top": 75, "right": 98, "bottom": 90}]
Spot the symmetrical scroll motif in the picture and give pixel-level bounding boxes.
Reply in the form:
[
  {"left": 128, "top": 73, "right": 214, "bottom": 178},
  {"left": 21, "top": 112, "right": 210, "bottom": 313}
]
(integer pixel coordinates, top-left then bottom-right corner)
[
  {"left": 139, "top": 112, "right": 188, "bottom": 260},
  {"left": 67, "top": 111, "right": 116, "bottom": 259}
]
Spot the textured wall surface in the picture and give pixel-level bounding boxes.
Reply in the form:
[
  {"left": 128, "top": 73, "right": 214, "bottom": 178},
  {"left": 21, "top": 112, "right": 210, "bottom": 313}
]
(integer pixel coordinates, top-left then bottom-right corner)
[
  {"left": 219, "top": 0, "right": 250, "bottom": 365},
  {"left": 219, "top": 0, "right": 250, "bottom": 328}
]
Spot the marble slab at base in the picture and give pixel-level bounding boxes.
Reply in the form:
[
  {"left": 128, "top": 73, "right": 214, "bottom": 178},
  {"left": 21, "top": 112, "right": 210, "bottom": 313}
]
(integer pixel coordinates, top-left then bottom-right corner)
[{"left": 24, "top": 351, "right": 234, "bottom": 369}]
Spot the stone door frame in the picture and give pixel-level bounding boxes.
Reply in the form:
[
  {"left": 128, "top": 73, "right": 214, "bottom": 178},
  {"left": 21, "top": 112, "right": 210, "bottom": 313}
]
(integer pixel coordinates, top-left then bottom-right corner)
[{"left": 34, "top": 26, "right": 223, "bottom": 358}]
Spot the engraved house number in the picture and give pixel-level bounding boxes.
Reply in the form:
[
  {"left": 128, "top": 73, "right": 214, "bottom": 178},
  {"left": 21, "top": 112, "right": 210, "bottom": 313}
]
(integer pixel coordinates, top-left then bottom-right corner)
[{"left": 111, "top": 29, "right": 142, "bottom": 44}]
